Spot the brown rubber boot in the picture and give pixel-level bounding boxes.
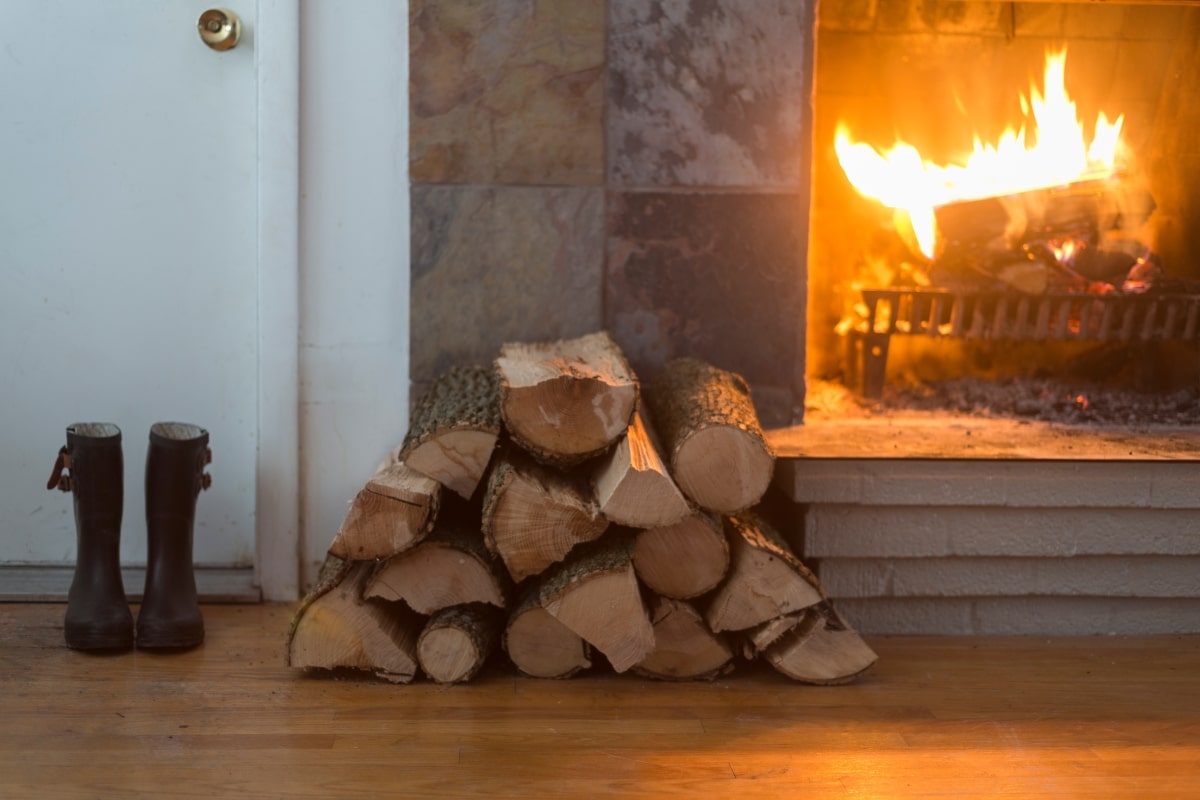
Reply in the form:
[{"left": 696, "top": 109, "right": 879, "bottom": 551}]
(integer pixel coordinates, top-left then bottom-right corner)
[
  {"left": 48, "top": 423, "right": 134, "bottom": 651},
  {"left": 136, "top": 422, "right": 211, "bottom": 650}
]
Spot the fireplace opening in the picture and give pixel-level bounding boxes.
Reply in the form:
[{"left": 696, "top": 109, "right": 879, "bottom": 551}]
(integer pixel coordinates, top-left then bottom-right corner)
[{"left": 808, "top": 1, "right": 1200, "bottom": 425}]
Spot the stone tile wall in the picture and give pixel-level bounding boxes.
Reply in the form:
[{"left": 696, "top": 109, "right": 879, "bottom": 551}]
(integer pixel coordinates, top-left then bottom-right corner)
[{"left": 409, "top": 0, "right": 816, "bottom": 427}]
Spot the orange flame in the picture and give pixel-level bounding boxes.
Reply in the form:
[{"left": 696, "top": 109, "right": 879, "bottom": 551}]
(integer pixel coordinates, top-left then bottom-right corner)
[{"left": 835, "top": 49, "right": 1125, "bottom": 260}]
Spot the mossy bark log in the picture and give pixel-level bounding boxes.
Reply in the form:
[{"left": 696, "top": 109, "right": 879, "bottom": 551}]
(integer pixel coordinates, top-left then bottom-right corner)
[
  {"left": 644, "top": 358, "right": 774, "bottom": 514},
  {"left": 400, "top": 365, "right": 501, "bottom": 499}
]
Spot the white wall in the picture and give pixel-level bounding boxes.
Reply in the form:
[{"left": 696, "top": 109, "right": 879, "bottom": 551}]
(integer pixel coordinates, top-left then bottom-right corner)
[{"left": 298, "top": 0, "right": 410, "bottom": 590}]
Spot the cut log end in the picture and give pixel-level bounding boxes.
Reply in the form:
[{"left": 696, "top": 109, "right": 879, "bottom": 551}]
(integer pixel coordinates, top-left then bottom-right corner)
[
  {"left": 504, "top": 604, "right": 593, "bottom": 679},
  {"left": 365, "top": 534, "right": 509, "bottom": 615},
  {"left": 328, "top": 461, "right": 441, "bottom": 560},
  {"left": 593, "top": 411, "right": 691, "bottom": 528},
  {"left": 763, "top": 604, "right": 878, "bottom": 685},
  {"left": 634, "top": 596, "right": 734, "bottom": 681},
  {"left": 632, "top": 512, "right": 729, "bottom": 600},
  {"left": 673, "top": 425, "right": 774, "bottom": 514},
  {"left": 404, "top": 429, "right": 499, "bottom": 500},
  {"left": 417, "top": 604, "right": 502, "bottom": 684}
]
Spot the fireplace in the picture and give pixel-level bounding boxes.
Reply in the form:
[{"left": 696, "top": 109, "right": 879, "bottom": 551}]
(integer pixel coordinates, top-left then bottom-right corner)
[{"left": 408, "top": 0, "right": 1200, "bottom": 634}]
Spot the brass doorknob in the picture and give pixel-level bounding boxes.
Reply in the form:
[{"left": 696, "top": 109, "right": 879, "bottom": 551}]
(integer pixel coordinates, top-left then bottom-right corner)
[{"left": 198, "top": 8, "right": 241, "bottom": 51}]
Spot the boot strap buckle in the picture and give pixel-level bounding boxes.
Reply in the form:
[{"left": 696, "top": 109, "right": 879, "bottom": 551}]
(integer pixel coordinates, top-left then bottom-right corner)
[{"left": 46, "top": 447, "right": 72, "bottom": 492}]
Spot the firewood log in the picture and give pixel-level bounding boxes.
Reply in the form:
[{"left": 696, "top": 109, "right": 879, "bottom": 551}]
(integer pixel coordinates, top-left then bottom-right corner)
[
  {"left": 761, "top": 602, "right": 878, "bottom": 685},
  {"left": 481, "top": 447, "right": 609, "bottom": 582},
  {"left": 537, "top": 532, "right": 655, "bottom": 673},
  {"left": 287, "top": 556, "right": 423, "bottom": 683},
  {"left": 705, "top": 511, "right": 823, "bottom": 633},
  {"left": 632, "top": 511, "right": 729, "bottom": 600},
  {"left": 364, "top": 522, "right": 511, "bottom": 615},
  {"left": 592, "top": 409, "right": 690, "bottom": 528},
  {"left": 633, "top": 595, "right": 734, "bottom": 681},
  {"left": 503, "top": 584, "right": 593, "bottom": 679},
  {"left": 644, "top": 358, "right": 774, "bottom": 514},
  {"left": 416, "top": 603, "right": 503, "bottom": 684},
  {"left": 400, "top": 365, "right": 501, "bottom": 499},
  {"left": 495, "top": 331, "right": 638, "bottom": 467},
  {"left": 328, "top": 457, "right": 441, "bottom": 560}
]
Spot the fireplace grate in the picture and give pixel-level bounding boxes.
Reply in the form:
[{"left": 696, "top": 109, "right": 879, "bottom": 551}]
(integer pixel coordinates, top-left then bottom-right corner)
[{"left": 854, "top": 288, "right": 1200, "bottom": 398}]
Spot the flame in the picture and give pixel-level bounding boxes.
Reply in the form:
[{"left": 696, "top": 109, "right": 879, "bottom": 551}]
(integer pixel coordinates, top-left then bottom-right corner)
[{"left": 836, "top": 49, "right": 1125, "bottom": 260}]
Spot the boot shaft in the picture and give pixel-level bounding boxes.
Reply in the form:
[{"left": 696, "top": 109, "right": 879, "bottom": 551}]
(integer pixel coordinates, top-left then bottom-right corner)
[{"left": 145, "top": 422, "right": 210, "bottom": 524}]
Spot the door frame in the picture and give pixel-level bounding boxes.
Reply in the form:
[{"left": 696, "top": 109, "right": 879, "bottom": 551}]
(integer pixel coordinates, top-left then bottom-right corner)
[{"left": 255, "top": 0, "right": 301, "bottom": 601}]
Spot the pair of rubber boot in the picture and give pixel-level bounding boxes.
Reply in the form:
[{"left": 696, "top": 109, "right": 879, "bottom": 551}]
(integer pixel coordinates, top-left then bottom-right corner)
[{"left": 47, "top": 422, "right": 211, "bottom": 652}]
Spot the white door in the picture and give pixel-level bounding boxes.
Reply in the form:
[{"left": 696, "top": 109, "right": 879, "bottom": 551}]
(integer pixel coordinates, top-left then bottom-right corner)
[{"left": 1, "top": 2, "right": 261, "bottom": 571}]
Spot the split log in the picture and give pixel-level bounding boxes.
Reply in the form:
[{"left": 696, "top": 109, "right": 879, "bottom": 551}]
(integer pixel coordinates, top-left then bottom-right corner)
[
  {"left": 400, "top": 365, "right": 501, "bottom": 499},
  {"left": 592, "top": 409, "right": 690, "bottom": 528},
  {"left": 364, "top": 523, "right": 510, "bottom": 615},
  {"left": 632, "top": 511, "right": 729, "bottom": 600},
  {"left": 761, "top": 602, "right": 878, "bottom": 685},
  {"left": 416, "top": 603, "right": 503, "bottom": 684},
  {"left": 644, "top": 358, "right": 774, "bottom": 514},
  {"left": 287, "top": 556, "right": 423, "bottom": 683},
  {"left": 705, "top": 511, "right": 823, "bottom": 633},
  {"left": 538, "top": 533, "right": 655, "bottom": 673},
  {"left": 741, "top": 612, "right": 806, "bottom": 660},
  {"left": 503, "top": 585, "right": 593, "bottom": 679},
  {"left": 495, "top": 331, "right": 638, "bottom": 467},
  {"left": 481, "top": 447, "right": 609, "bottom": 582},
  {"left": 328, "top": 458, "right": 441, "bottom": 560},
  {"left": 633, "top": 596, "right": 734, "bottom": 681}
]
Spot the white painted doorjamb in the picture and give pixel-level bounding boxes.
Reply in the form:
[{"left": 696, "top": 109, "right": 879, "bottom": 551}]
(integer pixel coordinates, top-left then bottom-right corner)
[{"left": 254, "top": 0, "right": 301, "bottom": 602}]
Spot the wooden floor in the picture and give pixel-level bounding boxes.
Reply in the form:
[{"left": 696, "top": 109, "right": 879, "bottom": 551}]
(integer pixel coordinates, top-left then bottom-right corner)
[{"left": 3, "top": 604, "right": 1199, "bottom": 799}]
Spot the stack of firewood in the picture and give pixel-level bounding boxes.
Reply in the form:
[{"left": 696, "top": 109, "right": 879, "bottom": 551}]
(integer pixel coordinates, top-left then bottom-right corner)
[{"left": 287, "top": 331, "right": 876, "bottom": 685}]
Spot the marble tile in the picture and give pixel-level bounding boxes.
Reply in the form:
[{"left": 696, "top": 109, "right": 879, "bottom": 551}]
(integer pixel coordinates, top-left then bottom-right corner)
[
  {"left": 608, "top": 0, "right": 816, "bottom": 187},
  {"left": 411, "top": 185, "right": 605, "bottom": 381},
  {"left": 606, "top": 191, "right": 807, "bottom": 424},
  {"left": 409, "top": 0, "right": 605, "bottom": 185}
]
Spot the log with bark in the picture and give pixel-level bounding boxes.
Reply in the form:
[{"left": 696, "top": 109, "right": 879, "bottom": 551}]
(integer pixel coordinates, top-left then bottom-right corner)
[
  {"left": 364, "top": 521, "right": 511, "bottom": 615},
  {"left": 400, "top": 365, "right": 501, "bottom": 499},
  {"left": 537, "top": 532, "right": 655, "bottom": 673},
  {"left": 592, "top": 408, "right": 691, "bottom": 529},
  {"left": 503, "top": 584, "right": 593, "bottom": 679},
  {"left": 633, "top": 595, "right": 734, "bottom": 681},
  {"left": 287, "top": 556, "right": 423, "bottom": 683},
  {"left": 328, "top": 457, "right": 441, "bottom": 561},
  {"left": 416, "top": 603, "right": 503, "bottom": 684},
  {"left": 758, "top": 602, "right": 878, "bottom": 685},
  {"left": 495, "top": 331, "right": 638, "bottom": 467},
  {"left": 632, "top": 511, "right": 729, "bottom": 600},
  {"left": 705, "top": 511, "right": 823, "bottom": 633},
  {"left": 481, "top": 447, "right": 609, "bottom": 582},
  {"left": 644, "top": 358, "right": 774, "bottom": 514}
]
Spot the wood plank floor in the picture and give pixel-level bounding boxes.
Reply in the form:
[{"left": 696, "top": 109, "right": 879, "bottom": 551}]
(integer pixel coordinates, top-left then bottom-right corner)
[{"left": 2, "top": 603, "right": 1199, "bottom": 799}]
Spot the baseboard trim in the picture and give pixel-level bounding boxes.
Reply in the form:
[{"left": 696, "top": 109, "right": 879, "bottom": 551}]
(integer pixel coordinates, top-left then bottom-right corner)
[{"left": 0, "top": 566, "right": 261, "bottom": 603}]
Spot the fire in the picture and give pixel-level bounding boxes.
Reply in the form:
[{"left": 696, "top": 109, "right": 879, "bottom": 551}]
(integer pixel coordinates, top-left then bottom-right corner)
[{"left": 835, "top": 49, "right": 1125, "bottom": 260}]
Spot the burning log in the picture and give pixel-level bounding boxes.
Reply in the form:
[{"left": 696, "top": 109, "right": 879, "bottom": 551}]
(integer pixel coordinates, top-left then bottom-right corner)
[{"left": 400, "top": 365, "right": 501, "bottom": 500}]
